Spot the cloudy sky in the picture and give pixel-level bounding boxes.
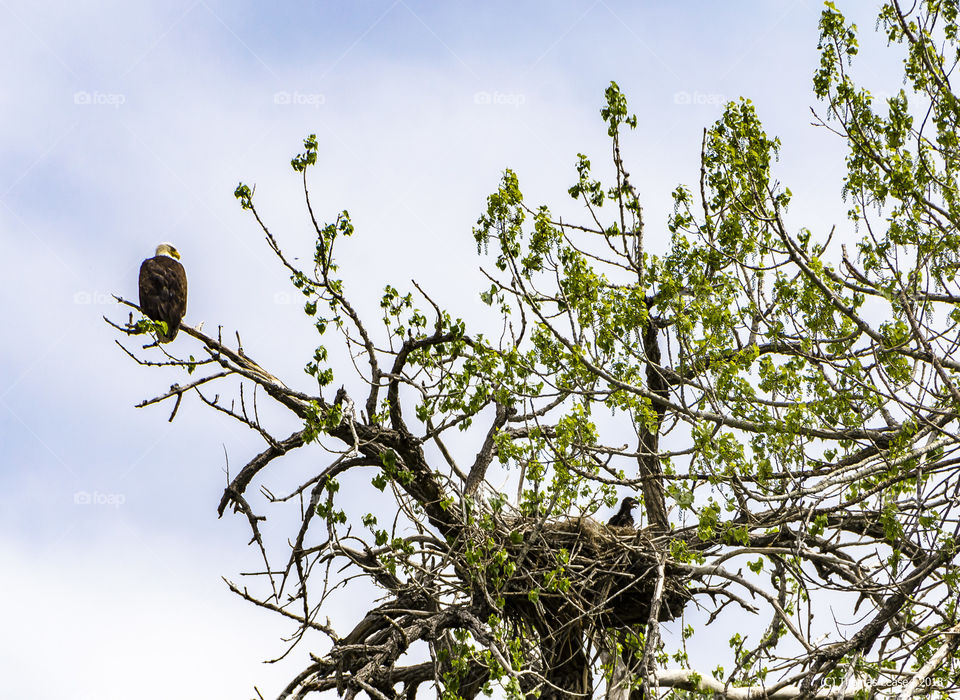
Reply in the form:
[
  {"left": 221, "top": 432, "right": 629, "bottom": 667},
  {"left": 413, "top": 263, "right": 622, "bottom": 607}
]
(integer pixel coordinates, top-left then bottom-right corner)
[{"left": 1, "top": 1, "right": 896, "bottom": 697}]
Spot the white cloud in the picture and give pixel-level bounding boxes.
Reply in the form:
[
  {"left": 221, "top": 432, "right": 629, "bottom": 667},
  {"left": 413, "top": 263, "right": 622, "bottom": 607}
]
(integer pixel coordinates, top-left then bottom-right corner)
[{"left": 0, "top": 535, "right": 302, "bottom": 699}]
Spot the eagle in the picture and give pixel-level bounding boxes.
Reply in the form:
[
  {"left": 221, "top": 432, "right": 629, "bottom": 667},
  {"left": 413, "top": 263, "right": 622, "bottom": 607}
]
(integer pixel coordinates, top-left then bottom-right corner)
[
  {"left": 139, "top": 243, "right": 187, "bottom": 343},
  {"left": 607, "top": 496, "right": 639, "bottom": 528}
]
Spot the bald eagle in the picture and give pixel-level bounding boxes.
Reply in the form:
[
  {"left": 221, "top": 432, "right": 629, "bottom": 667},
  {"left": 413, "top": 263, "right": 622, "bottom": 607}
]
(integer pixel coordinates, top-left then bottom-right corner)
[
  {"left": 607, "top": 496, "right": 639, "bottom": 528},
  {"left": 139, "top": 243, "right": 187, "bottom": 343}
]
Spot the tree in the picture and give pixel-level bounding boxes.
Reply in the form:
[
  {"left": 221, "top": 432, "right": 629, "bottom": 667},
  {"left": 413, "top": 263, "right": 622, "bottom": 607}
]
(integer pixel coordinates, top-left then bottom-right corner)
[{"left": 114, "top": 3, "right": 960, "bottom": 698}]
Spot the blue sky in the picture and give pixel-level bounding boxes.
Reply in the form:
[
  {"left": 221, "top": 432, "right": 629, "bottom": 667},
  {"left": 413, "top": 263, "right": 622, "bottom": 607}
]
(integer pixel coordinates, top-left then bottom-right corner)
[{"left": 1, "top": 1, "right": 894, "bottom": 697}]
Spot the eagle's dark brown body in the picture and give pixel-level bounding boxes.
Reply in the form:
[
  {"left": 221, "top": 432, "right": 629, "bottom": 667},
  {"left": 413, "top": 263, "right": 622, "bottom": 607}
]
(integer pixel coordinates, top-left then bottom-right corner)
[
  {"left": 139, "top": 253, "right": 187, "bottom": 342},
  {"left": 607, "top": 496, "right": 639, "bottom": 528}
]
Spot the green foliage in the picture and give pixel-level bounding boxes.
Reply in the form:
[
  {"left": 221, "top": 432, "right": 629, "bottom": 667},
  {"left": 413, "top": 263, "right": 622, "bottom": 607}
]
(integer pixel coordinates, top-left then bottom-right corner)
[
  {"left": 234, "top": 182, "right": 253, "bottom": 209},
  {"left": 291, "top": 134, "right": 318, "bottom": 172},
  {"left": 600, "top": 80, "right": 637, "bottom": 136}
]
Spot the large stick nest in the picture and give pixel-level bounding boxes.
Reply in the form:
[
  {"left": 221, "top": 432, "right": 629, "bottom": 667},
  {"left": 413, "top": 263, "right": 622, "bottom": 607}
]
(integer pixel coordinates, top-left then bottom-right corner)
[{"left": 482, "top": 514, "right": 690, "bottom": 632}]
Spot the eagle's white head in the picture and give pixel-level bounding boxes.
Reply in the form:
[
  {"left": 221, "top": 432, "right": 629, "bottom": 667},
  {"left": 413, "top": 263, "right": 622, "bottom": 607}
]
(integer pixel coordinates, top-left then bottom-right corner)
[{"left": 155, "top": 242, "right": 181, "bottom": 260}]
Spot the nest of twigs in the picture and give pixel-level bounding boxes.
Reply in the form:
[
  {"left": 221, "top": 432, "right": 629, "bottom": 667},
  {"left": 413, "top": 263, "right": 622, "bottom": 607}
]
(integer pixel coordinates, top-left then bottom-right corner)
[{"left": 490, "top": 515, "right": 690, "bottom": 632}]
